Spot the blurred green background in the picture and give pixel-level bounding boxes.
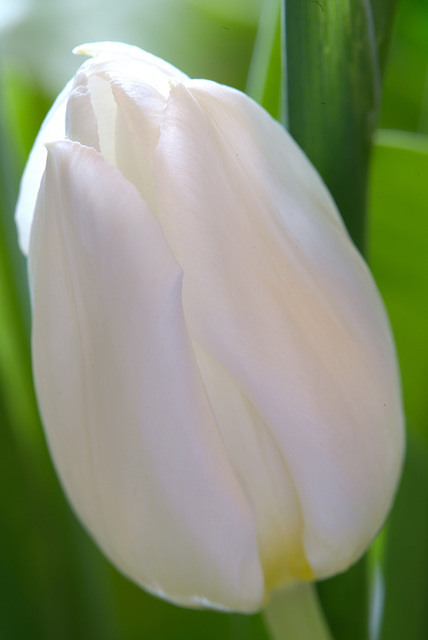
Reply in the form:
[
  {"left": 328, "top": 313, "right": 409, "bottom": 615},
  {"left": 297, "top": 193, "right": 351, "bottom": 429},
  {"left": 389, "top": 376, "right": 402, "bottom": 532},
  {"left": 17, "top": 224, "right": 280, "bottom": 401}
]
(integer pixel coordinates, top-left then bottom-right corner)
[{"left": 0, "top": 1, "right": 427, "bottom": 638}]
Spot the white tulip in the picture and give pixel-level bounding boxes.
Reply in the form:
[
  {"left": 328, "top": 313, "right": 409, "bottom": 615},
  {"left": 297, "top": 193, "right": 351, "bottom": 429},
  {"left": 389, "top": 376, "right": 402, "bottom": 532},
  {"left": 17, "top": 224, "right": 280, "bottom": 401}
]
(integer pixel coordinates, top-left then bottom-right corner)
[{"left": 16, "top": 42, "right": 404, "bottom": 613}]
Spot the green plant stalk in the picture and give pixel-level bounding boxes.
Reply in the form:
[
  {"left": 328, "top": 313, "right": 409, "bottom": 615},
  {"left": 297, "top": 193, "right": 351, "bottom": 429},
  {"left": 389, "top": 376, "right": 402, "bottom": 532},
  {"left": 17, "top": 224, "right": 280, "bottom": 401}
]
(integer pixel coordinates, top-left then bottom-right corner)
[
  {"left": 264, "top": 584, "right": 334, "bottom": 640},
  {"left": 283, "top": 0, "right": 382, "bottom": 253}
]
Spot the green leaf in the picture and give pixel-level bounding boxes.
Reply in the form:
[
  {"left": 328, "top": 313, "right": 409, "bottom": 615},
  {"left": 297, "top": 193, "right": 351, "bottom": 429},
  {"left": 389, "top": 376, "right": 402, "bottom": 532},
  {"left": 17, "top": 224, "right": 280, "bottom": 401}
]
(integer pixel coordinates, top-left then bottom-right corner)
[
  {"left": 368, "top": 130, "right": 428, "bottom": 439},
  {"left": 368, "top": 0, "right": 399, "bottom": 71},
  {"left": 246, "top": 0, "right": 284, "bottom": 123},
  {"left": 368, "top": 130, "right": 428, "bottom": 640},
  {"left": 0, "top": 66, "right": 41, "bottom": 451},
  {"left": 379, "top": 0, "right": 428, "bottom": 134},
  {"left": 0, "top": 397, "right": 123, "bottom": 640},
  {"left": 378, "top": 433, "right": 428, "bottom": 640},
  {"left": 316, "top": 557, "right": 369, "bottom": 640}
]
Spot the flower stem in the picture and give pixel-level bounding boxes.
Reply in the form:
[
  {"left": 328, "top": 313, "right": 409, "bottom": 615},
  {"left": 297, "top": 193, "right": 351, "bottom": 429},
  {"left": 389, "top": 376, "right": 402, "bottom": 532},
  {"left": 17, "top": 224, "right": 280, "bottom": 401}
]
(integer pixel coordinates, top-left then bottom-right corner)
[{"left": 263, "top": 584, "right": 334, "bottom": 640}]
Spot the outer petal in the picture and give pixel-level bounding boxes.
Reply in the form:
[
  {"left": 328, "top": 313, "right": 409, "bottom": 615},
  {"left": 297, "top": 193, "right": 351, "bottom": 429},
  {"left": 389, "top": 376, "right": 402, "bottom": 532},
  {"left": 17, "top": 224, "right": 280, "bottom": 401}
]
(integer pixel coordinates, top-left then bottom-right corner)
[
  {"left": 155, "top": 81, "right": 404, "bottom": 582},
  {"left": 15, "top": 76, "right": 73, "bottom": 254},
  {"left": 30, "top": 140, "right": 264, "bottom": 611},
  {"left": 192, "top": 343, "right": 314, "bottom": 591}
]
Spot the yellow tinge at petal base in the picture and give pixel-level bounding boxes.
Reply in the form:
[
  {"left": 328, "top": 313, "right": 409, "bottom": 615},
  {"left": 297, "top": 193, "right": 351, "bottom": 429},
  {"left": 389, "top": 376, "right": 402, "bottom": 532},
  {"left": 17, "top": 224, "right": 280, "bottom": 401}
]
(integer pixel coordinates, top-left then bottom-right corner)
[{"left": 16, "top": 41, "right": 404, "bottom": 612}]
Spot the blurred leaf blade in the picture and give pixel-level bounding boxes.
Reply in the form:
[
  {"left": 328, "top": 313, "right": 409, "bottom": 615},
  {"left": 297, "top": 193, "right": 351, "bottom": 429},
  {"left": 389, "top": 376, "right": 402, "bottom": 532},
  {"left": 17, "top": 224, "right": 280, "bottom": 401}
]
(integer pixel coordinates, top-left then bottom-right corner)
[
  {"left": 0, "top": 391, "right": 124, "bottom": 640},
  {"left": 368, "top": 131, "right": 428, "bottom": 640},
  {"left": 0, "top": 63, "right": 41, "bottom": 450},
  {"left": 316, "top": 557, "right": 369, "bottom": 640},
  {"left": 246, "top": 0, "right": 284, "bottom": 123},
  {"left": 377, "top": 433, "right": 428, "bottom": 640},
  {"left": 368, "top": 130, "right": 428, "bottom": 439},
  {"left": 379, "top": 0, "right": 428, "bottom": 134},
  {"left": 368, "top": 0, "right": 399, "bottom": 71}
]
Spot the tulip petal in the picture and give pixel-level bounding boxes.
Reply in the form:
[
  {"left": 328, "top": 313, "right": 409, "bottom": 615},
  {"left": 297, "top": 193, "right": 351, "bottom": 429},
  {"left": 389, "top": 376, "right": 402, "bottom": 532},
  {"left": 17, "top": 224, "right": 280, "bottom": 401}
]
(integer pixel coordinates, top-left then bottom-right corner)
[
  {"left": 65, "top": 72, "right": 101, "bottom": 152},
  {"left": 91, "top": 69, "right": 166, "bottom": 210},
  {"left": 193, "top": 343, "right": 314, "bottom": 590},
  {"left": 74, "top": 41, "right": 189, "bottom": 88},
  {"left": 15, "top": 77, "right": 74, "bottom": 254},
  {"left": 30, "top": 140, "right": 264, "bottom": 611},
  {"left": 73, "top": 41, "right": 187, "bottom": 104},
  {"left": 111, "top": 78, "right": 164, "bottom": 211},
  {"left": 155, "top": 81, "right": 404, "bottom": 581}
]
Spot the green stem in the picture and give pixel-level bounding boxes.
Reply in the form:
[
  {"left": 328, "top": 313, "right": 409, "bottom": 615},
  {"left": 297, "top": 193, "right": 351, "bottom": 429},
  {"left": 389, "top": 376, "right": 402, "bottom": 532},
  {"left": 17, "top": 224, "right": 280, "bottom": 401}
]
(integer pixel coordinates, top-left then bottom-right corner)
[{"left": 263, "top": 584, "right": 334, "bottom": 640}]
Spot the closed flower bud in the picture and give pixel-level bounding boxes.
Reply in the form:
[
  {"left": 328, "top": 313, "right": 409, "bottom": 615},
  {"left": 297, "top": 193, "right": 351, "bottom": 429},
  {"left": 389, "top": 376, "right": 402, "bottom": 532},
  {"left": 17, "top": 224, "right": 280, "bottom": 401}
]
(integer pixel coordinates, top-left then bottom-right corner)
[{"left": 16, "top": 42, "right": 404, "bottom": 613}]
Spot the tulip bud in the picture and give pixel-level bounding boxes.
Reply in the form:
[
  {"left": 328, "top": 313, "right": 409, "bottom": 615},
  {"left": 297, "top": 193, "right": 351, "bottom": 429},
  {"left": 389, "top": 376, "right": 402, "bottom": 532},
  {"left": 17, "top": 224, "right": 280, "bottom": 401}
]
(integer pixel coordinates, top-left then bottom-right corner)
[{"left": 15, "top": 42, "right": 404, "bottom": 613}]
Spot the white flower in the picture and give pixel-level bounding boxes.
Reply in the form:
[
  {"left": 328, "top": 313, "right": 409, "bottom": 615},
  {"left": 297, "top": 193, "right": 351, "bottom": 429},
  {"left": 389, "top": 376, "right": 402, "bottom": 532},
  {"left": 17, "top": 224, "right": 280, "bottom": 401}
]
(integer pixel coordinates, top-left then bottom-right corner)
[{"left": 16, "top": 42, "right": 404, "bottom": 613}]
